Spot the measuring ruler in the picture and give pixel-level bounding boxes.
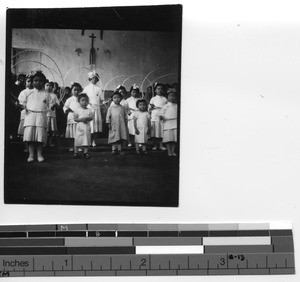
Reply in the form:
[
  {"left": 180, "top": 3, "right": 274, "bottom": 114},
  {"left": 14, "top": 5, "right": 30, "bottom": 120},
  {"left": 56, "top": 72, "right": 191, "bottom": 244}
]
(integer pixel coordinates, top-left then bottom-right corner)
[{"left": 0, "top": 223, "right": 295, "bottom": 277}]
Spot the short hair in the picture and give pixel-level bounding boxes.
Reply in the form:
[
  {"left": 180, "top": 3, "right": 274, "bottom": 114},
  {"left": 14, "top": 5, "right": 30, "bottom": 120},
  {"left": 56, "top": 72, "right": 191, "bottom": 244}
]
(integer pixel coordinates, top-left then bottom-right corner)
[
  {"left": 167, "top": 88, "right": 177, "bottom": 95},
  {"left": 77, "top": 93, "right": 89, "bottom": 102},
  {"left": 153, "top": 82, "right": 164, "bottom": 91},
  {"left": 46, "top": 81, "right": 54, "bottom": 88},
  {"left": 117, "top": 85, "right": 127, "bottom": 93},
  {"left": 32, "top": 71, "right": 46, "bottom": 82},
  {"left": 71, "top": 82, "right": 83, "bottom": 91},
  {"left": 111, "top": 91, "right": 123, "bottom": 99},
  {"left": 129, "top": 84, "right": 140, "bottom": 93},
  {"left": 136, "top": 99, "right": 147, "bottom": 108}
]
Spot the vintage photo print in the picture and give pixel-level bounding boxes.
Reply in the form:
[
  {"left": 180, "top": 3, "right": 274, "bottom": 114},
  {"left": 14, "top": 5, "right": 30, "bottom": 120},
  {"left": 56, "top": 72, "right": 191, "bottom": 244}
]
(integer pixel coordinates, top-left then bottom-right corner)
[{"left": 4, "top": 5, "right": 182, "bottom": 206}]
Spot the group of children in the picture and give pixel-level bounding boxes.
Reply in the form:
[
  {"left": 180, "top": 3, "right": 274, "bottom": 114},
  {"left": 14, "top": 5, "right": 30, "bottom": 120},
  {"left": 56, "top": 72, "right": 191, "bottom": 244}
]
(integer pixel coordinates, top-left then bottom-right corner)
[{"left": 15, "top": 70, "right": 178, "bottom": 162}]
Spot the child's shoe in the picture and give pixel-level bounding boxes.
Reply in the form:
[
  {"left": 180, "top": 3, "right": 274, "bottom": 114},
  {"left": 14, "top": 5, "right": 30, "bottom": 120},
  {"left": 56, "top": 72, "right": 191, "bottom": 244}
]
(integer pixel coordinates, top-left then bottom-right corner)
[
  {"left": 84, "top": 153, "right": 91, "bottom": 159},
  {"left": 118, "top": 150, "right": 125, "bottom": 156},
  {"left": 27, "top": 157, "right": 34, "bottom": 163},
  {"left": 37, "top": 156, "right": 45, "bottom": 162},
  {"left": 152, "top": 146, "right": 157, "bottom": 151},
  {"left": 73, "top": 153, "right": 79, "bottom": 159},
  {"left": 159, "top": 146, "right": 167, "bottom": 151}
]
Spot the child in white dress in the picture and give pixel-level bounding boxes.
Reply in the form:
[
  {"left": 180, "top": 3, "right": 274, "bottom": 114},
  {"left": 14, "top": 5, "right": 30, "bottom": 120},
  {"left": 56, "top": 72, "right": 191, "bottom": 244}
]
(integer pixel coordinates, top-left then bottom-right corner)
[
  {"left": 106, "top": 91, "right": 128, "bottom": 155},
  {"left": 83, "top": 71, "right": 103, "bottom": 147},
  {"left": 160, "top": 88, "right": 178, "bottom": 157},
  {"left": 149, "top": 82, "right": 168, "bottom": 151},
  {"left": 126, "top": 84, "right": 140, "bottom": 147},
  {"left": 63, "top": 82, "right": 82, "bottom": 152},
  {"left": 133, "top": 99, "right": 151, "bottom": 154},
  {"left": 17, "top": 75, "right": 33, "bottom": 137},
  {"left": 45, "top": 81, "right": 59, "bottom": 147},
  {"left": 20, "top": 71, "right": 52, "bottom": 162},
  {"left": 73, "top": 93, "right": 94, "bottom": 159}
]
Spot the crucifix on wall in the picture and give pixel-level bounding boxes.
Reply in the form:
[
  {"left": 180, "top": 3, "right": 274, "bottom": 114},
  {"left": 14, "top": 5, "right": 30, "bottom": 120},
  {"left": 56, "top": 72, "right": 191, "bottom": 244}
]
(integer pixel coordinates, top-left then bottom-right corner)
[{"left": 89, "top": 33, "right": 96, "bottom": 65}]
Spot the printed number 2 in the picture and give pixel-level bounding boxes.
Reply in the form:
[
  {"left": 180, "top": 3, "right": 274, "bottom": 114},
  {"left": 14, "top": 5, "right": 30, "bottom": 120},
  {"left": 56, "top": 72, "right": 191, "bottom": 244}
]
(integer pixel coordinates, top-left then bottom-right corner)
[
  {"left": 219, "top": 258, "right": 226, "bottom": 266},
  {"left": 140, "top": 258, "right": 147, "bottom": 267}
]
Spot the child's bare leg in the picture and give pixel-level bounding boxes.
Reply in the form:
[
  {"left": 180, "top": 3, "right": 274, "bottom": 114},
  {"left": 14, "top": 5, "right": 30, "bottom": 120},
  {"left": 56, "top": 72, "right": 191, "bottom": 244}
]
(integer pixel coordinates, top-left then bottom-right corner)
[
  {"left": 166, "top": 143, "right": 172, "bottom": 156},
  {"left": 159, "top": 139, "right": 166, "bottom": 150},
  {"left": 83, "top": 147, "right": 91, "bottom": 158},
  {"left": 112, "top": 143, "right": 117, "bottom": 153},
  {"left": 117, "top": 142, "right": 124, "bottom": 155},
  {"left": 92, "top": 133, "right": 97, "bottom": 147},
  {"left": 142, "top": 144, "right": 147, "bottom": 152},
  {"left": 69, "top": 139, "right": 74, "bottom": 151},
  {"left": 37, "top": 143, "right": 44, "bottom": 162},
  {"left": 48, "top": 132, "right": 54, "bottom": 146},
  {"left": 135, "top": 143, "right": 139, "bottom": 153},
  {"left": 117, "top": 143, "right": 121, "bottom": 151},
  {"left": 24, "top": 142, "right": 29, "bottom": 153},
  {"left": 171, "top": 142, "right": 176, "bottom": 156},
  {"left": 27, "top": 143, "right": 35, "bottom": 162},
  {"left": 73, "top": 146, "right": 79, "bottom": 158},
  {"left": 152, "top": 138, "right": 158, "bottom": 150}
]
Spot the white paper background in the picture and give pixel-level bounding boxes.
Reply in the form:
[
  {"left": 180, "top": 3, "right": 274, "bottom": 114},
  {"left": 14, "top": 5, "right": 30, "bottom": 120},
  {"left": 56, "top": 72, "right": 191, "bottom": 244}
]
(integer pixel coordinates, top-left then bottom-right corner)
[{"left": 0, "top": 0, "right": 299, "bottom": 281}]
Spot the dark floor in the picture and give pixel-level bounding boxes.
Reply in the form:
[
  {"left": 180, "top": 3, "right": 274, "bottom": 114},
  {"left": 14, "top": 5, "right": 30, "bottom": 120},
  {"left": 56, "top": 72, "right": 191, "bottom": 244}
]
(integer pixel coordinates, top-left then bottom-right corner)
[{"left": 4, "top": 138, "right": 179, "bottom": 207}]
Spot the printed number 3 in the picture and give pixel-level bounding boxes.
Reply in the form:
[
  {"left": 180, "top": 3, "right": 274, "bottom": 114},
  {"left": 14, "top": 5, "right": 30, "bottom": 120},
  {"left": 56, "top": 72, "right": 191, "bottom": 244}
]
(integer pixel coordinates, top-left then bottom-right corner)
[{"left": 219, "top": 258, "right": 226, "bottom": 265}]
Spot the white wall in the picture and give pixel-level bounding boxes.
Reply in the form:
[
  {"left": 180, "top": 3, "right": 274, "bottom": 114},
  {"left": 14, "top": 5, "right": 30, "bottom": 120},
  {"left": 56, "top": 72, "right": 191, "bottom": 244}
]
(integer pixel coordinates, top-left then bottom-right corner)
[{"left": 12, "top": 28, "right": 179, "bottom": 90}]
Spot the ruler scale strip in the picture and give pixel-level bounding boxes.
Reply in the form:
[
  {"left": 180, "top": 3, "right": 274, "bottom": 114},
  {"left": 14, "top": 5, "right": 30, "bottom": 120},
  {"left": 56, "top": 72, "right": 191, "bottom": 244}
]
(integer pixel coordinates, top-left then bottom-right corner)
[{"left": 0, "top": 223, "right": 295, "bottom": 277}]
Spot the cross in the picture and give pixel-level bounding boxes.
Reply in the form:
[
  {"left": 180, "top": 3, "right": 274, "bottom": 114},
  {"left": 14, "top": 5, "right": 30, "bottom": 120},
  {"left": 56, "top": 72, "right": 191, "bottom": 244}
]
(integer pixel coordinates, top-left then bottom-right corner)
[{"left": 89, "top": 33, "right": 96, "bottom": 48}]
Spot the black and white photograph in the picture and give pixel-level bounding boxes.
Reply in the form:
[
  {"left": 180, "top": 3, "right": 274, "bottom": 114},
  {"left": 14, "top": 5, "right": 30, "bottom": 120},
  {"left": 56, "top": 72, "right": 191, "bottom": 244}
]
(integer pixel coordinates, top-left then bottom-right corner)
[{"left": 4, "top": 5, "right": 182, "bottom": 206}]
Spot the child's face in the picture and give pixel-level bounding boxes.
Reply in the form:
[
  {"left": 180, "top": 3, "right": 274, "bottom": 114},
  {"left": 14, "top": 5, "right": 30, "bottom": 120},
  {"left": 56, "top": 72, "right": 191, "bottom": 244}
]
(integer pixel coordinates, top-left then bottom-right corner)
[
  {"left": 91, "top": 77, "right": 99, "bottom": 85},
  {"left": 138, "top": 102, "right": 147, "bottom": 112},
  {"left": 72, "top": 86, "right": 81, "bottom": 96},
  {"left": 147, "top": 87, "right": 152, "bottom": 94},
  {"left": 33, "top": 76, "right": 45, "bottom": 90},
  {"left": 155, "top": 85, "right": 163, "bottom": 96},
  {"left": 65, "top": 88, "right": 71, "bottom": 96},
  {"left": 25, "top": 78, "right": 32, "bottom": 89},
  {"left": 168, "top": 93, "right": 177, "bottom": 103},
  {"left": 79, "top": 97, "right": 89, "bottom": 108},
  {"left": 113, "top": 94, "right": 121, "bottom": 105},
  {"left": 45, "top": 83, "right": 53, "bottom": 93},
  {"left": 131, "top": 89, "right": 139, "bottom": 98}
]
